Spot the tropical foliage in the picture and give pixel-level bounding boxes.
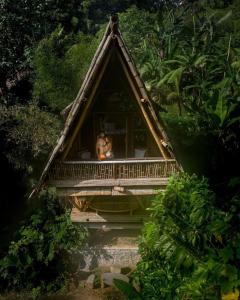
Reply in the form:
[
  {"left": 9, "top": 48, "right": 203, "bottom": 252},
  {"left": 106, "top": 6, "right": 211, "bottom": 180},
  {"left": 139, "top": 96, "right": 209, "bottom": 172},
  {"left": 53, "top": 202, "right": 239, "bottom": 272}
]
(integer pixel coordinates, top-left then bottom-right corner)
[
  {"left": 135, "top": 174, "right": 240, "bottom": 299},
  {"left": 0, "top": 0, "right": 240, "bottom": 298},
  {"left": 0, "top": 101, "right": 61, "bottom": 169},
  {"left": 0, "top": 188, "right": 87, "bottom": 297},
  {"left": 33, "top": 29, "right": 98, "bottom": 111}
]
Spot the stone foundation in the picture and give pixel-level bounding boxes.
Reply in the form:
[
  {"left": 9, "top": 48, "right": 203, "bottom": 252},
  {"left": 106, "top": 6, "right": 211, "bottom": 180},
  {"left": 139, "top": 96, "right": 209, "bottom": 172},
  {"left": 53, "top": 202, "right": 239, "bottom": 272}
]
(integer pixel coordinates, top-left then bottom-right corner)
[
  {"left": 73, "top": 227, "right": 141, "bottom": 271},
  {"left": 77, "top": 247, "right": 140, "bottom": 271}
]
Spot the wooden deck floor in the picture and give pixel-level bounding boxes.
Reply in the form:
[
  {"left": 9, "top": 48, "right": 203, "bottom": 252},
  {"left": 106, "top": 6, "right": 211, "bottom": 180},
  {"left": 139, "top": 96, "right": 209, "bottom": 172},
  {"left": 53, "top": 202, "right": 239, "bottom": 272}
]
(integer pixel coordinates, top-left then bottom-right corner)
[
  {"left": 71, "top": 208, "right": 149, "bottom": 229},
  {"left": 50, "top": 178, "right": 169, "bottom": 187},
  {"left": 50, "top": 178, "right": 168, "bottom": 197}
]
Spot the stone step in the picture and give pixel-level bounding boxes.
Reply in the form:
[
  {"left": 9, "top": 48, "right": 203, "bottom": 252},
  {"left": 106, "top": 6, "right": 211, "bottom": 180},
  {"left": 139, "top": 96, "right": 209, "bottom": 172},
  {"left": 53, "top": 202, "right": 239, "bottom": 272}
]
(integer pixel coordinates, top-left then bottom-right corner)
[{"left": 77, "top": 247, "right": 140, "bottom": 271}]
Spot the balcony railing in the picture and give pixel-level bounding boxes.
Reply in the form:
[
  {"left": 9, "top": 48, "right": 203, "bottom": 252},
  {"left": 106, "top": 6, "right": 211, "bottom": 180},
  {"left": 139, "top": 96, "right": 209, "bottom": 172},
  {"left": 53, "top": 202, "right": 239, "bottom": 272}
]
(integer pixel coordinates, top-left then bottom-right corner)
[{"left": 48, "top": 159, "right": 180, "bottom": 181}]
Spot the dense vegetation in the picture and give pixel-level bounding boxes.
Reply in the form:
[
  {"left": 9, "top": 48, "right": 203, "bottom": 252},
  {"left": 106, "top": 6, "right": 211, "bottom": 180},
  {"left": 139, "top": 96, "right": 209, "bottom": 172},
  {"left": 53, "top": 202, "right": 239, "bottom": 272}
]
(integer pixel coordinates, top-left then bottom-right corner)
[
  {"left": 0, "top": 189, "right": 87, "bottom": 298},
  {"left": 136, "top": 174, "right": 240, "bottom": 299},
  {"left": 0, "top": 0, "right": 240, "bottom": 298}
]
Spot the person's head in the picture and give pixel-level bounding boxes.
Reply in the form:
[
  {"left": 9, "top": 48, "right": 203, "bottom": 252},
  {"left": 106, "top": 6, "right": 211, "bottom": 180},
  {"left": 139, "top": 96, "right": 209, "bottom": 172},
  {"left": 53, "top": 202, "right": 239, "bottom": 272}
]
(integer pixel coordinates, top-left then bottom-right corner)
[{"left": 99, "top": 132, "right": 105, "bottom": 138}]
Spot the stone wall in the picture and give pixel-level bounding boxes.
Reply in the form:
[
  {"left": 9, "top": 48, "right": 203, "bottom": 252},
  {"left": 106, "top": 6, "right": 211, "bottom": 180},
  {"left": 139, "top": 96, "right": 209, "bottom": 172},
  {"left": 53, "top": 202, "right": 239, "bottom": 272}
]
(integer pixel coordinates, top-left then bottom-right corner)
[
  {"left": 77, "top": 247, "right": 140, "bottom": 271},
  {"left": 73, "top": 227, "right": 141, "bottom": 271}
]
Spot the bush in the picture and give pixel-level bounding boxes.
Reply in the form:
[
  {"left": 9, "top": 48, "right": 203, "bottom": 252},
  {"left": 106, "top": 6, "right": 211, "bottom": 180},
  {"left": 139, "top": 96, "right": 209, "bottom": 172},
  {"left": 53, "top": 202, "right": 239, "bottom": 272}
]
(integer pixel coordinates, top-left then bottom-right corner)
[
  {"left": 135, "top": 173, "right": 240, "bottom": 299},
  {"left": 33, "top": 28, "right": 98, "bottom": 111},
  {"left": 0, "top": 188, "right": 87, "bottom": 297},
  {"left": 0, "top": 101, "right": 61, "bottom": 170}
]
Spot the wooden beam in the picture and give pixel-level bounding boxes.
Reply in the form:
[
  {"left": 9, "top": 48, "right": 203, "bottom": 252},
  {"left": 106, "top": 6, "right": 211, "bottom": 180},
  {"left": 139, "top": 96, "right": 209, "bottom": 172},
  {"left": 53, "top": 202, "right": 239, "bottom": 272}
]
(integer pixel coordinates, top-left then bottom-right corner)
[
  {"left": 113, "top": 186, "right": 125, "bottom": 192},
  {"left": 49, "top": 178, "right": 169, "bottom": 187},
  {"left": 67, "top": 24, "right": 111, "bottom": 116},
  {"left": 60, "top": 158, "right": 173, "bottom": 164},
  {"left": 62, "top": 45, "right": 113, "bottom": 160},
  {"left": 73, "top": 223, "right": 143, "bottom": 229},
  {"left": 68, "top": 196, "right": 90, "bottom": 211},
  {"left": 71, "top": 208, "right": 149, "bottom": 223},
  {"left": 57, "top": 188, "right": 163, "bottom": 197}
]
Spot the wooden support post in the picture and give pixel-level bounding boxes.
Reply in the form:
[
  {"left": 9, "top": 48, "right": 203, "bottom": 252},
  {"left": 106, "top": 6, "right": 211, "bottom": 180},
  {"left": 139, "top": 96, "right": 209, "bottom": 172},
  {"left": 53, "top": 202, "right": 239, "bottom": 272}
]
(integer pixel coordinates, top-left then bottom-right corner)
[
  {"left": 69, "top": 196, "right": 91, "bottom": 212},
  {"left": 136, "top": 195, "right": 146, "bottom": 211},
  {"left": 113, "top": 186, "right": 125, "bottom": 192}
]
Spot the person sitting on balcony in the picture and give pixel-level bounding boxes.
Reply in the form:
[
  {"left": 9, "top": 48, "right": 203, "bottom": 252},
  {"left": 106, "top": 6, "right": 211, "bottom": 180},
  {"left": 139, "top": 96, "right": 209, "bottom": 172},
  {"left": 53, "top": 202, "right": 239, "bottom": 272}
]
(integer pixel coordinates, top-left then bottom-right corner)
[{"left": 96, "top": 132, "right": 113, "bottom": 160}]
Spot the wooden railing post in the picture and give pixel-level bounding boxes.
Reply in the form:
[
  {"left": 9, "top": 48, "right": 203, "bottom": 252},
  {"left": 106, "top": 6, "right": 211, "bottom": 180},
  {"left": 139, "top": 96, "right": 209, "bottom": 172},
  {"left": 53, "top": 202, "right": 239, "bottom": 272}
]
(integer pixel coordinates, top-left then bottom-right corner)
[{"left": 114, "top": 162, "right": 117, "bottom": 179}]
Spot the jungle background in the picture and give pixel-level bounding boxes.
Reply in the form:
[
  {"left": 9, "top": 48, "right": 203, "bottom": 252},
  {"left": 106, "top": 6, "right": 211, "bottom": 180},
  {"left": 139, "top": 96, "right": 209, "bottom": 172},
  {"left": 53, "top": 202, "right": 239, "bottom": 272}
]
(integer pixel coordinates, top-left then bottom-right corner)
[{"left": 0, "top": 0, "right": 240, "bottom": 299}]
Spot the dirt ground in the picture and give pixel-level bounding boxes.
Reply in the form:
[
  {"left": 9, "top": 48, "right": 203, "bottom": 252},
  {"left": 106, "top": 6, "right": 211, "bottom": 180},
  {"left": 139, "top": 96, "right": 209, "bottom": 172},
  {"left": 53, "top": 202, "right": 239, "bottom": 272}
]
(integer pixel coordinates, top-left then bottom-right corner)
[
  {"left": 0, "top": 267, "right": 129, "bottom": 300},
  {"left": 0, "top": 287, "right": 125, "bottom": 300},
  {"left": 42, "top": 287, "right": 125, "bottom": 300}
]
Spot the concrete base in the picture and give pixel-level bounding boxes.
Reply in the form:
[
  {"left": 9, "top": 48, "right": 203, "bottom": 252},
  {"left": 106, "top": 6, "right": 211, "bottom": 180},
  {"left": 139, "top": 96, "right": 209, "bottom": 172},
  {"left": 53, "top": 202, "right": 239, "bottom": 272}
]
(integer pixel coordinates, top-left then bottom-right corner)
[
  {"left": 77, "top": 247, "right": 140, "bottom": 271},
  {"left": 73, "top": 227, "right": 141, "bottom": 271}
]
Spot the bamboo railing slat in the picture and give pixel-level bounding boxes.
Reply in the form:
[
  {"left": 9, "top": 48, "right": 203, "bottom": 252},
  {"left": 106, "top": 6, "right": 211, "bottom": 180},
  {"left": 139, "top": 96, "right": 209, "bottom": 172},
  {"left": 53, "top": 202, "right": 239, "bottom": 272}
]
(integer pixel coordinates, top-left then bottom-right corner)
[{"left": 49, "top": 159, "right": 180, "bottom": 181}]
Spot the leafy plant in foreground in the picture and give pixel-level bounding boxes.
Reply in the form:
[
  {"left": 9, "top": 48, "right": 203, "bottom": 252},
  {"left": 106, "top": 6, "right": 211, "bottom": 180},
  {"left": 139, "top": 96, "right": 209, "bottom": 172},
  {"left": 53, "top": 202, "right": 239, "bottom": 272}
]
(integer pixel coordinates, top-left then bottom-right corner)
[
  {"left": 0, "top": 188, "right": 87, "bottom": 297},
  {"left": 114, "top": 278, "right": 142, "bottom": 300},
  {"left": 135, "top": 173, "right": 240, "bottom": 299}
]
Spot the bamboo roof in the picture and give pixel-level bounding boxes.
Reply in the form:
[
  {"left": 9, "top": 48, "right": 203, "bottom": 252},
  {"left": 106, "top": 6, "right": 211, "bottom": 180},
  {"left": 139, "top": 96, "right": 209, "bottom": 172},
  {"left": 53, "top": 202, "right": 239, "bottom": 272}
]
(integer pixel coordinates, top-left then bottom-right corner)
[{"left": 31, "top": 15, "right": 178, "bottom": 197}]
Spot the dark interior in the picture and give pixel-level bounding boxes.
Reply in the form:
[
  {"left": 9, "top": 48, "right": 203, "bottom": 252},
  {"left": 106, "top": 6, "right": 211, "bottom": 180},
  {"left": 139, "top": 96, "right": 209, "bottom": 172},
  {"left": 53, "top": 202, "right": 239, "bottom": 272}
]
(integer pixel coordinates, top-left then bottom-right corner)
[{"left": 67, "top": 49, "right": 161, "bottom": 160}]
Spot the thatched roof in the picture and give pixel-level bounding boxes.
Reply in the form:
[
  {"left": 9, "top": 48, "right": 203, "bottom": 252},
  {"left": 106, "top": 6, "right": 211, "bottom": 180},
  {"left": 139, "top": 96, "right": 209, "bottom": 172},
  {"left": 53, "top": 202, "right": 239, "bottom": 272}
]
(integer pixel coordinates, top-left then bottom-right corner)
[{"left": 31, "top": 15, "right": 177, "bottom": 197}]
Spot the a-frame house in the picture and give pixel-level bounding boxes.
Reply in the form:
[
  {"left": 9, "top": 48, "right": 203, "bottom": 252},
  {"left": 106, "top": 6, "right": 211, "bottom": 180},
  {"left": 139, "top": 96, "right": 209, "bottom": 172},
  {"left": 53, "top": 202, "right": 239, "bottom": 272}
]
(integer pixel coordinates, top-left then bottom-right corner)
[{"left": 35, "top": 16, "right": 180, "bottom": 239}]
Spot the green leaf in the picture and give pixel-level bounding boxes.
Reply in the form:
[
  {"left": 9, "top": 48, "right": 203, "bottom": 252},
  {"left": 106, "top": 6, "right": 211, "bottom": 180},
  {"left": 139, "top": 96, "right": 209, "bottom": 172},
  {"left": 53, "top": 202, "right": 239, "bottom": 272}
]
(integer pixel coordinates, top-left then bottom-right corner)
[
  {"left": 167, "top": 67, "right": 185, "bottom": 85},
  {"left": 219, "top": 246, "right": 233, "bottom": 263},
  {"left": 217, "top": 10, "right": 232, "bottom": 25},
  {"left": 193, "top": 55, "right": 207, "bottom": 67},
  {"left": 226, "top": 115, "right": 240, "bottom": 127},
  {"left": 114, "top": 279, "right": 142, "bottom": 300},
  {"left": 214, "top": 96, "right": 228, "bottom": 126},
  {"left": 157, "top": 71, "right": 173, "bottom": 87},
  {"left": 228, "top": 177, "right": 240, "bottom": 188},
  {"left": 231, "top": 60, "right": 240, "bottom": 70}
]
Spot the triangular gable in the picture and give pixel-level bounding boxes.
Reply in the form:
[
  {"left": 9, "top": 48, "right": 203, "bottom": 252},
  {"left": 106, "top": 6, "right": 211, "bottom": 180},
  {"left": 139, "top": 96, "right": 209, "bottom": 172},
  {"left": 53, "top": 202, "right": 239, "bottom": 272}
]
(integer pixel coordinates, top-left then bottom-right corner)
[{"left": 31, "top": 16, "right": 177, "bottom": 197}]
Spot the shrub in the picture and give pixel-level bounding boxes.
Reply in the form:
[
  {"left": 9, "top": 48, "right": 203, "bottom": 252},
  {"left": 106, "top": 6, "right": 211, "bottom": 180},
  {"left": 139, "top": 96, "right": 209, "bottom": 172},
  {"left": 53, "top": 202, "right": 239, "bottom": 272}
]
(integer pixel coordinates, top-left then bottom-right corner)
[
  {"left": 0, "top": 188, "right": 87, "bottom": 296},
  {"left": 33, "top": 28, "right": 98, "bottom": 111},
  {"left": 135, "top": 173, "right": 240, "bottom": 299},
  {"left": 0, "top": 101, "right": 61, "bottom": 170}
]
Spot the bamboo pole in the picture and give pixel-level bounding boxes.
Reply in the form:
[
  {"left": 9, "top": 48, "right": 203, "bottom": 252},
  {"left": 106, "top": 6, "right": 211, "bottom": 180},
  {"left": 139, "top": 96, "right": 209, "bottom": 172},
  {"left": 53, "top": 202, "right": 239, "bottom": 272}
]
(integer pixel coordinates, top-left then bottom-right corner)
[
  {"left": 63, "top": 22, "right": 112, "bottom": 119},
  {"left": 62, "top": 45, "right": 114, "bottom": 159}
]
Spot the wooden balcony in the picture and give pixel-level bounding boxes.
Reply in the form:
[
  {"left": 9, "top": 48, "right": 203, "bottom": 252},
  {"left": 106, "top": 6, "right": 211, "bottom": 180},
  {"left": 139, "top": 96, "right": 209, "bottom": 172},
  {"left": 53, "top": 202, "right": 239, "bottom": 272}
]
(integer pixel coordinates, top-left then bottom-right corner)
[
  {"left": 48, "top": 159, "right": 179, "bottom": 196},
  {"left": 49, "top": 158, "right": 179, "bottom": 181}
]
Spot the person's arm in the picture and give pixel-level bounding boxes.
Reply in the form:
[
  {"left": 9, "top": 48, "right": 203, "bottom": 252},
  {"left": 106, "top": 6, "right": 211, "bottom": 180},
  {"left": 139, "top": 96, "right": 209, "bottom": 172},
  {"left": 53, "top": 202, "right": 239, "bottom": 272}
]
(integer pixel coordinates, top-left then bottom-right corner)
[
  {"left": 106, "top": 137, "right": 112, "bottom": 152},
  {"left": 96, "top": 139, "right": 99, "bottom": 159}
]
